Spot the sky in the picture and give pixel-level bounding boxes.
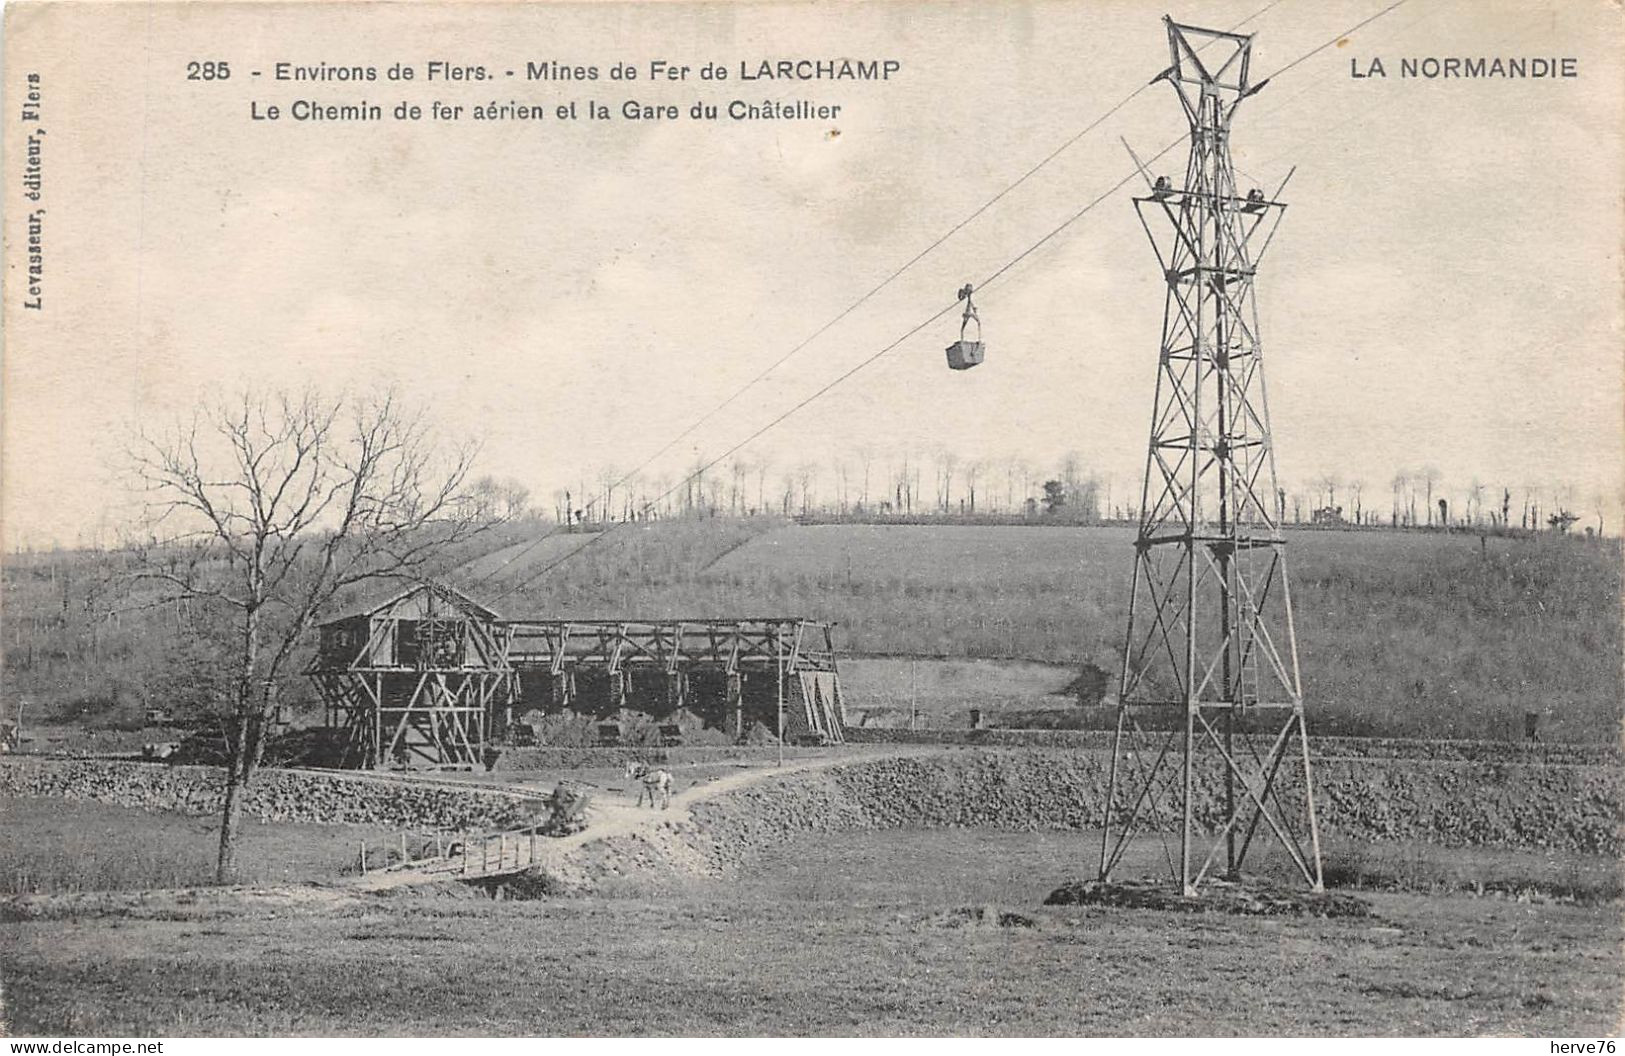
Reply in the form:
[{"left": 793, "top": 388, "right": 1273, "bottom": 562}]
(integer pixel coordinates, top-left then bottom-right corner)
[{"left": 3, "top": 0, "right": 1621, "bottom": 547}]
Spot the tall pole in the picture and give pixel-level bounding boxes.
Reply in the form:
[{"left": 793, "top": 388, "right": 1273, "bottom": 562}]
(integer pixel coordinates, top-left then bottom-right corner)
[
  {"left": 776, "top": 623, "right": 785, "bottom": 767},
  {"left": 1101, "top": 17, "right": 1323, "bottom": 893},
  {"left": 910, "top": 659, "right": 918, "bottom": 731}
]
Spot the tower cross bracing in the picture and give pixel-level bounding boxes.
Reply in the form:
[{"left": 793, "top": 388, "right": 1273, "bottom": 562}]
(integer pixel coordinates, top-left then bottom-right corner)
[{"left": 1101, "top": 17, "right": 1324, "bottom": 895}]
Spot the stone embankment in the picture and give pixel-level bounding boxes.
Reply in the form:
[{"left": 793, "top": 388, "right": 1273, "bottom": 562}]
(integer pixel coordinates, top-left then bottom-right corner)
[
  {"left": 0, "top": 757, "right": 535, "bottom": 830},
  {"left": 843, "top": 727, "right": 1622, "bottom": 766},
  {"left": 562, "top": 748, "right": 1624, "bottom": 890}
]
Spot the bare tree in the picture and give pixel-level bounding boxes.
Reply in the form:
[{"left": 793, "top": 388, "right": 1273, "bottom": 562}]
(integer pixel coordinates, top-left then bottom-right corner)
[
  {"left": 1551, "top": 481, "right": 1579, "bottom": 531},
  {"left": 744, "top": 454, "right": 763, "bottom": 513},
  {"left": 855, "top": 445, "right": 875, "bottom": 511},
  {"left": 1390, "top": 472, "right": 1408, "bottom": 527},
  {"left": 796, "top": 462, "right": 818, "bottom": 516},
  {"left": 1419, "top": 466, "right": 1442, "bottom": 527},
  {"left": 620, "top": 470, "right": 645, "bottom": 521},
  {"left": 646, "top": 474, "right": 663, "bottom": 520},
  {"left": 727, "top": 457, "right": 748, "bottom": 516},
  {"left": 471, "top": 475, "right": 530, "bottom": 521},
  {"left": 938, "top": 449, "right": 959, "bottom": 513},
  {"left": 780, "top": 469, "right": 796, "bottom": 515},
  {"left": 685, "top": 457, "right": 707, "bottom": 516},
  {"left": 832, "top": 455, "right": 851, "bottom": 514},
  {"left": 703, "top": 472, "right": 726, "bottom": 515},
  {"left": 126, "top": 389, "right": 494, "bottom": 883},
  {"left": 963, "top": 459, "right": 982, "bottom": 515},
  {"left": 1316, "top": 472, "right": 1343, "bottom": 514},
  {"left": 1522, "top": 483, "right": 1540, "bottom": 531},
  {"left": 597, "top": 465, "right": 618, "bottom": 524},
  {"left": 1060, "top": 451, "right": 1083, "bottom": 512}
]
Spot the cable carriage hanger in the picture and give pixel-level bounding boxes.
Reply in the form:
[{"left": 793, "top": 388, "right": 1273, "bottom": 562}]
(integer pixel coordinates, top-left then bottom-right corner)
[{"left": 945, "top": 283, "right": 984, "bottom": 371}]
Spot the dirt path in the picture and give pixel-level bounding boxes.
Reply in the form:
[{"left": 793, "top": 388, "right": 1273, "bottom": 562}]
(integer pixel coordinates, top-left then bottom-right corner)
[
  {"left": 338, "top": 746, "right": 924, "bottom": 892},
  {"left": 0, "top": 747, "right": 931, "bottom": 919}
]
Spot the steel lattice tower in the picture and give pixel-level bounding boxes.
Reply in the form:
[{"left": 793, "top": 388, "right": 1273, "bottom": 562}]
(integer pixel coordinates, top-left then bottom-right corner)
[{"left": 1099, "top": 18, "right": 1323, "bottom": 895}]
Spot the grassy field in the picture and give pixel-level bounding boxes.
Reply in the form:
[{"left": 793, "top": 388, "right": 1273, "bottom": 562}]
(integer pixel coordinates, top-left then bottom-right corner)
[
  {"left": 0, "top": 797, "right": 405, "bottom": 894},
  {"left": 2, "top": 827, "right": 1618, "bottom": 1035}
]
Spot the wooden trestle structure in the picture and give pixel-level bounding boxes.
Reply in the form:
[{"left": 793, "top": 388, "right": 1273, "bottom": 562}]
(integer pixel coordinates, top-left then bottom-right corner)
[{"left": 308, "top": 582, "right": 845, "bottom": 769}]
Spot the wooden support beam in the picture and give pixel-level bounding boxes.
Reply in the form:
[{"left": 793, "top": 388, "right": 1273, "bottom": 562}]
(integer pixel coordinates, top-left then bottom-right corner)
[{"left": 728, "top": 672, "right": 743, "bottom": 739}]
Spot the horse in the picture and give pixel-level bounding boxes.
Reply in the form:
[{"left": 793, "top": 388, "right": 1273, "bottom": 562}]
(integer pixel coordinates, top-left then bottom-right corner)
[{"left": 624, "top": 760, "right": 673, "bottom": 810}]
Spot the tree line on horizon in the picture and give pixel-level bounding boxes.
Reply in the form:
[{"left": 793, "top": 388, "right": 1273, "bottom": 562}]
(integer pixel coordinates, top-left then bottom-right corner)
[
  {"left": 6, "top": 446, "right": 1613, "bottom": 561},
  {"left": 536, "top": 450, "right": 1610, "bottom": 538}
]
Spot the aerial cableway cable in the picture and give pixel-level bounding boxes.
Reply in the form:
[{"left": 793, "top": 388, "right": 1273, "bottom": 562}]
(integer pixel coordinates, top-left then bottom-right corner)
[
  {"left": 464, "top": 0, "right": 1292, "bottom": 591},
  {"left": 479, "top": 0, "right": 1411, "bottom": 605},
  {"left": 486, "top": 133, "right": 1192, "bottom": 604},
  {"left": 613, "top": 0, "right": 1294, "bottom": 479},
  {"left": 1260, "top": 0, "right": 1409, "bottom": 82}
]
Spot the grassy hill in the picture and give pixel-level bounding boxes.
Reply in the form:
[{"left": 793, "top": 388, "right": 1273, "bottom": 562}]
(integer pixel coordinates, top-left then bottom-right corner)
[
  {"left": 480, "top": 521, "right": 1623, "bottom": 742},
  {"left": 4, "top": 518, "right": 1620, "bottom": 742}
]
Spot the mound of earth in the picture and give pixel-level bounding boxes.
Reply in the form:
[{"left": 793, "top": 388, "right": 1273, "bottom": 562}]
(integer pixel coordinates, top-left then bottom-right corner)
[
  {"left": 1044, "top": 877, "right": 1372, "bottom": 918},
  {"left": 464, "top": 867, "right": 577, "bottom": 901},
  {"left": 740, "top": 722, "right": 782, "bottom": 746}
]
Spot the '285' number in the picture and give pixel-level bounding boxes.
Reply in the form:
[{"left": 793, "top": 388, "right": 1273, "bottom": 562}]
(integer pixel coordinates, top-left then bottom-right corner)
[{"left": 186, "top": 60, "right": 231, "bottom": 80}]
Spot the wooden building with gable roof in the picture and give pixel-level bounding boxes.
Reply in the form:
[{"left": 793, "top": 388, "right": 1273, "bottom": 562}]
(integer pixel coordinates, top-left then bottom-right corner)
[
  {"left": 309, "top": 578, "right": 847, "bottom": 769},
  {"left": 308, "top": 581, "right": 512, "bottom": 769}
]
